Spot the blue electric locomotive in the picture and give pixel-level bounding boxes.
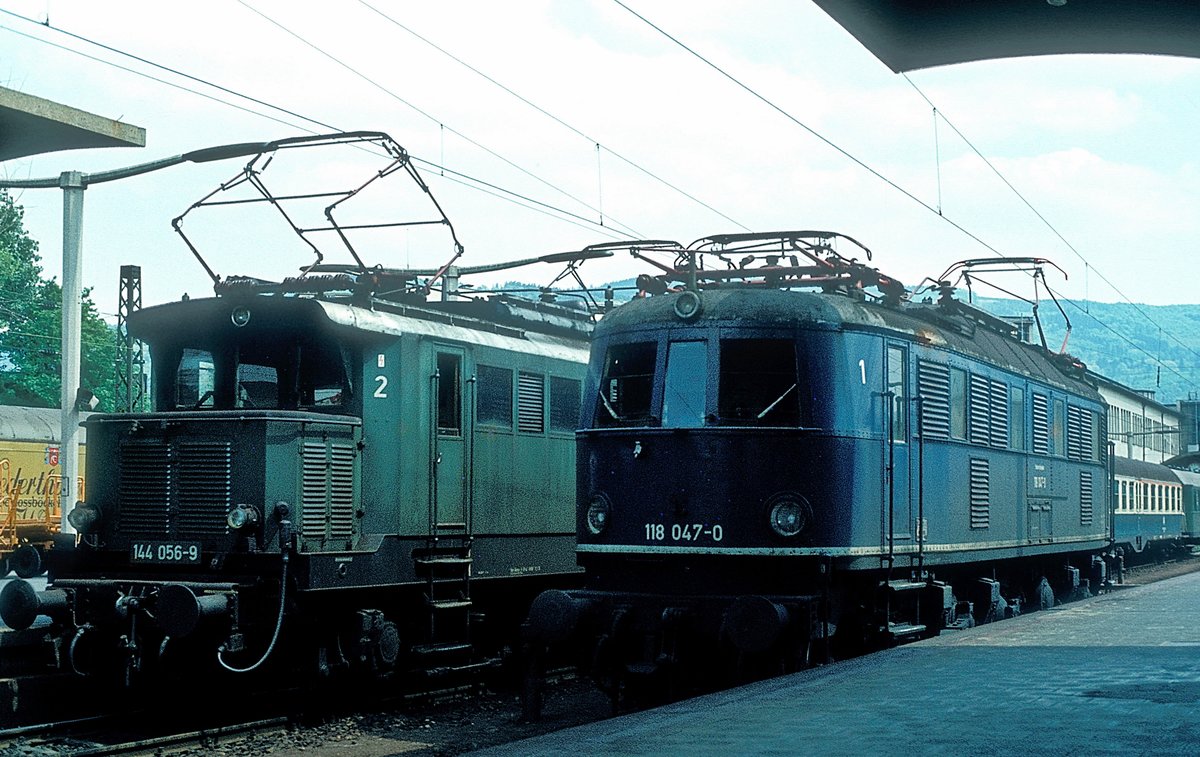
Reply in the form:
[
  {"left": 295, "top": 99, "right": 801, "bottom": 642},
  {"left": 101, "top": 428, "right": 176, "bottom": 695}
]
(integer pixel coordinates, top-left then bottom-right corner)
[{"left": 526, "top": 232, "right": 1113, "bottom": 701}]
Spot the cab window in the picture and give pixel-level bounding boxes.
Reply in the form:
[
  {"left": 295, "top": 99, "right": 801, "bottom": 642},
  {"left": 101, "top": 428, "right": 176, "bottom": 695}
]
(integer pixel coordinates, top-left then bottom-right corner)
[
  {"left": 662, "top": 341, "right": 706, "bottom": 428},
  {"left": 175, "top": 348, "right": 215, "bottom": 409},
  {"left": 718, "top": 339, "right": 800, "bottom": 426},
  {"left": 596, "top": 342, "right": 657, "bottom": 427}
]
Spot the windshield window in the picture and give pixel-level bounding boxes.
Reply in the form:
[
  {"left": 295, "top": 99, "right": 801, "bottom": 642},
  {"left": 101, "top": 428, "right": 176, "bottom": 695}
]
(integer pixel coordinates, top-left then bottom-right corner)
[
  {"left": 662, "top": 341, "right": 706, "bottom": 428},
  {"left": 595, "top": 341, "right": 657, "bottom": 427},
  {"left": 718, "top": 339, "right": 800, "bottom": 426},
  {"left": 176, "top": 349, "right": 215, "bottom": 409},
  {"left": 236, "top": 362, "right": 279, "bottom": 409},
  {"left": 165, "top": 334, "right": 349, "bottom": 412}
]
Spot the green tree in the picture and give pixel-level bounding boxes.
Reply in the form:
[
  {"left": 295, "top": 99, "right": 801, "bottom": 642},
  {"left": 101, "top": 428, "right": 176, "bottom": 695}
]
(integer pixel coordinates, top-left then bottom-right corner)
[{"left": 0, "top": 189, "right": 118, "bottom": 409}]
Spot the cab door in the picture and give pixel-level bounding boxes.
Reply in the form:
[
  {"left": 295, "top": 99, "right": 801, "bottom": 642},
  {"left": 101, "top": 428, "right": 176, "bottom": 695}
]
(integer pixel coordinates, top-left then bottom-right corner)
[
  {"left": 885, "top": 343, "right": 914, "bottom": 544},
  {"left": 429, "top": 347, "right": 471, "bottom": 531}
]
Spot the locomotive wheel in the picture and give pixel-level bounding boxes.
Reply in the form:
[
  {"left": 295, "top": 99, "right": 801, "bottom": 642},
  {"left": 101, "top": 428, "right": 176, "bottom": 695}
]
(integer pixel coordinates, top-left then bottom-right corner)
[
  {"left": 11, "top": 546, "right": 43, "bottom": 579},
  {"left": 1036, "top": 578, "right": 1056, "bottom": 611}
]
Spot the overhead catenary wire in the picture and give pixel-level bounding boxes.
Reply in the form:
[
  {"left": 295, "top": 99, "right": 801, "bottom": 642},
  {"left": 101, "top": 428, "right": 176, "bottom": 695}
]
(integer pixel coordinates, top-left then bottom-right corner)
[
  {"left": 0, "top": 10, "right": 637, "bottom": 241},
  {"left": 0, "top": 23, "right": 317, "bottom": 136},
  {"left": 416, "top": 157, "right": 627, "bottom": 241},
  {"left": 235, "top": 0, "right": 645, "bottom": 240},
  {"left": 610, "top": 1, "right": 1019, "bottom": 264},
  {"left": 902, "top": 73, "right": 1200, "bottom": 371},
  {"left": 355, "top": 0, "right": 752, "bottom": 232},
  {"left": 613, "top": 0, "right": 1200, "bottom": 394}
]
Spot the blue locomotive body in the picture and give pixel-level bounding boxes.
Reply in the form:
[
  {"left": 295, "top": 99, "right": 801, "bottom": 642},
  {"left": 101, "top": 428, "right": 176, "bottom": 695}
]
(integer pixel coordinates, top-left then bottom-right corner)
[
  {"left": 577, "top": 288, "right": 1108, "bottom": 572},
  {"left": 525, "top": 254, "right": 1116, "bottom": 701}
]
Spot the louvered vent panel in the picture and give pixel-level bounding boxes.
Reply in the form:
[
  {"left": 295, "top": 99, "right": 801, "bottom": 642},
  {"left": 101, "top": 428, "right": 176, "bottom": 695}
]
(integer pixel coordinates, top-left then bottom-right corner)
[
  {"left": 328, "top": 443, "right": 356, "bottom": 539},
  {"left": 175, "top": 442, "right": 232, "bottom": 536},
  {"left": 1067, "top": 406, "right": 1089, "bottom": 461},
  {"left": 1080, "top": 470, "right": 1094, "bottom": 526},
  {"left": 302, "top": 442, "right": 331, "bottom": 540},
  {"left": 917, "top": 361, "right": 951, "bottom": 439},
  {"left": 1032, "top": 393, "right": 1049, "bottom": 454},
  {"left": 517, "top": 371, "right": 545, "bottom": 434},
  {"left": 118, "top": 442, "right": 172, "bottom": 536},
  {"left": 989, "top": 381, "right": 1008, "bottom": 448},
  {"left": 968, "top": 374, "right": 991, "bottom": 445},
  {"left": 969, "top": 458, "right": 990, "bottom": 529}
]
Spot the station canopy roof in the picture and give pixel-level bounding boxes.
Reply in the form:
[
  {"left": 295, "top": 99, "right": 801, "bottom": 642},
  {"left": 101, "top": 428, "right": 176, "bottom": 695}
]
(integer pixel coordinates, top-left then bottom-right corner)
[
  {"left": 812, "top": 0, "right": 1200, "bottom": 72},
  {"left": 0, "top": 86, "right": 144, "bottom": 162}
]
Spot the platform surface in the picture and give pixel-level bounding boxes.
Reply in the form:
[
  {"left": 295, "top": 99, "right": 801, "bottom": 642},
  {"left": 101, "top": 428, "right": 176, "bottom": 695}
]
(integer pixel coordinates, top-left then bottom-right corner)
[{"left": 475, "top": 572, "right": 1200, "bottom": 756}]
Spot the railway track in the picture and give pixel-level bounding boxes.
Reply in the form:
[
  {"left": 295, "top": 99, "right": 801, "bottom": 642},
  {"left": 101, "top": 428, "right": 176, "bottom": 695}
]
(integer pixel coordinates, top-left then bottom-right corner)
[
  {"left": 0, "top": 715, "right": 290, "bottom": 756},
  {"left": 2, "top": 556, "right": 1197, "bottom": 756}
]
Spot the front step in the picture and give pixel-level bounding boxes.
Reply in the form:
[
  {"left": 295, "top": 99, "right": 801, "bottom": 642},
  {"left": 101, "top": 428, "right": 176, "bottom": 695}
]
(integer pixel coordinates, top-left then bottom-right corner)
[
  {"left": 886, "top": 580, "right": 929, "bottom": 592},
  {"left": 887, "top": 622, "right": 927, "bottom": 641},
  {"left": 879, "top": 578, "right": 953, "bottom": 641},
  {"left": 416, "top": 556, "right": 472, "bottom": 566},
  {"left": 419, "top": 657, "right": 502, "bottom": 679},
  {"left": 428, "top": 598, "right": 473, "bottom": 611},
  {"left": 411, "top": 641, "right": 472, "bottom": 659}
]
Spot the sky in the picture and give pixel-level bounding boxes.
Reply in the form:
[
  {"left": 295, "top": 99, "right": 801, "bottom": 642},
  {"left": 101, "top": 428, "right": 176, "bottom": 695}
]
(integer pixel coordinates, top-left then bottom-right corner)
[{"left": 1, "top": 0, "right": 1198, "bottom": 324}]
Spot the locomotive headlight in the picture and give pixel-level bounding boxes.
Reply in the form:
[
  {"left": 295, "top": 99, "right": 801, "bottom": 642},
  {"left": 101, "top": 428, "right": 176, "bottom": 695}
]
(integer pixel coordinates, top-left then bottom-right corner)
[
  {"left": 227, "top": 504, "right": 260, "bottom": 530},
  {"left": 767, "top": 494, "right": 810, "bottom": 538},
  {"left": 67, "top": 501, "right": 100, "bottom": 534},
  {"left": 230, "top": 306, "right": 252, "bottom": 327},
  {"left": 586, "top": 494, "right": 612, "bottom": 535}
]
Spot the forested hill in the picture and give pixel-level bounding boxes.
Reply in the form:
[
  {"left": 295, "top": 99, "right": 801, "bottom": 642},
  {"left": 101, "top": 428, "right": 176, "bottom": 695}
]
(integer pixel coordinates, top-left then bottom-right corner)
[
  {"left": 966, "top": 295, "right": 1200, "bottom": 408},
  {"left": 502, "top": 279, "right": 1200, "bottom": 407}
]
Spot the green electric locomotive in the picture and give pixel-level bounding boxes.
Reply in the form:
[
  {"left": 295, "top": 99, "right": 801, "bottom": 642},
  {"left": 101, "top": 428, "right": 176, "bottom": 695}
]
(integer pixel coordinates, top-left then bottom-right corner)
[
  {"left": 0, "top": 132, "right": 594, "bottom": 684},
  {"left": 2, "top": 281, "right": 590, "bottom": 682}
]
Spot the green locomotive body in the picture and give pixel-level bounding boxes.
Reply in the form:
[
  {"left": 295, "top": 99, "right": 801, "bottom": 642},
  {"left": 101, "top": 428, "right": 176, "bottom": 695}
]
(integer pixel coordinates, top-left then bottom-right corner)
[{"left": 2, "top": 289, "right": 589, "bottom": 681}]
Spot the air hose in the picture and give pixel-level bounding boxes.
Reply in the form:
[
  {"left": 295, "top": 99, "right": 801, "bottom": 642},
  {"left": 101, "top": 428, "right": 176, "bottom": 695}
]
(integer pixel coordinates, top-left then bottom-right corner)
[{"left": 218, "top": 512, "right": 292, "bottom": 673}]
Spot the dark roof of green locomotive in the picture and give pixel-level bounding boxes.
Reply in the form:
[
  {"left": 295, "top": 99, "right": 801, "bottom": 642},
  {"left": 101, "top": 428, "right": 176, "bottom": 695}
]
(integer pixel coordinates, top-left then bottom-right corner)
[
  {"left": 596, "top": 288, "right": 1100, "bottom": 401},
  {"left": 128, "top": 292, "right": 591, "bottom": 345}
]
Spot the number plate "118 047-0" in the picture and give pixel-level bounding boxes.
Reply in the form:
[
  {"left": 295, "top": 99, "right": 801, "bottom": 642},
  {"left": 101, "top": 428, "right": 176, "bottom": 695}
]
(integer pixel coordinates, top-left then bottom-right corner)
[{"left": 131, "top": 541, "right": 201, "bottom": 564}]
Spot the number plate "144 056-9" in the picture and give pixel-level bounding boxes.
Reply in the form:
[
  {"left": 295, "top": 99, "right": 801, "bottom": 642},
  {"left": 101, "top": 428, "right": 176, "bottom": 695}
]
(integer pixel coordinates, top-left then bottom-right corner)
[{"left": 131, "top": 541, "right": 201, "bottom": 564}]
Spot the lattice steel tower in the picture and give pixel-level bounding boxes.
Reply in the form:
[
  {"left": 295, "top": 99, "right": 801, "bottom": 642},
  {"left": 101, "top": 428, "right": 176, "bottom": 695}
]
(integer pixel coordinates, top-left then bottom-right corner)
[{"left": 116, "top": 264, "right": 146, "bottom": 411}]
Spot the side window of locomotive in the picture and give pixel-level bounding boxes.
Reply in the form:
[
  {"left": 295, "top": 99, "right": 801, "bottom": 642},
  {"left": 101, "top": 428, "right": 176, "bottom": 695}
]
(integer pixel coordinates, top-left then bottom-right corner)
[
  {"left": 718, "top": 339, "right": 799, "bottom": 426},
  {"left": 175, "top": 349, "right": 215, "bottom": 409},
  {"left": 477, "top": 365, "right": 513, "bottom": 429},
  {"left": 596, "top": 342, "right": 657, "bottom": 427},
  {"left": 549, "top": 376, "right": 582, "bottom": 434},
  {"left": 311, "top": 387, "right": 342, "bottom": 406},
  {"left": 301, "top": 345, "right": 349, "bottom": 408},
  {"left": 235, "top": 362, "right": 279, "bottom": 409},
  {"left": 1052, "top": 398, "right": 1066, "bottom": 457},
  {"left": 886, "top": 346, "right": 906, "bottom": 441},
  {"left": 949, "top": 368, "right": 967, "bottom": 440},
  {"left": 663, "top": 341, "right": 707, "bottom": 428},
  {"left": 1009, "top": 386, "right": 1025, "bottom": 450},
  {"left": 437, "top": 353, "right": 462, "bottom": 436}
]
